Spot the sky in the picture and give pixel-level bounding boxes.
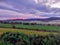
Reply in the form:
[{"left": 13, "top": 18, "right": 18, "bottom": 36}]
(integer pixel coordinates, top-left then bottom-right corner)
[{"left": 0, "top": 0, "right": 60, "bottom": 20}]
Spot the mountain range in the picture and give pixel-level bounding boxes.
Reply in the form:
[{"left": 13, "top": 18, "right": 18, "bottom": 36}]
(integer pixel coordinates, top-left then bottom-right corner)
[{"left": 2, "top": 17, "right": 60, "bottom": 22}]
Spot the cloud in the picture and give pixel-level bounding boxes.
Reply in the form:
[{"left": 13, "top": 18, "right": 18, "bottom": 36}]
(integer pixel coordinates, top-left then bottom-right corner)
[
  {"left": 0, "top": 9, "right": 21, "bottom": 15},
  {"left": 0, "top": 9, "right": 50, "bottom": 20},
  {"left": 50, "top": 2, "right": 60, "bottom": 8},
  {"left": 0, "top": 2, "right": 21, "bottom": 12},
  {"left": 0, "top": 2, "right": 14, "bottom": 9},
  {"left": 0, "top": 0, "right": 60, "bottom": 20},
  {"left": 1, "top": 0, "right": 60, "bottom": 12}
]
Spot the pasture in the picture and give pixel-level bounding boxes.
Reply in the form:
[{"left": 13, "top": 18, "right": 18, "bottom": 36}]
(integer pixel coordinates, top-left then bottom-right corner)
[{"left": 0, "top": 23, "right": 60, "bottom": 32}]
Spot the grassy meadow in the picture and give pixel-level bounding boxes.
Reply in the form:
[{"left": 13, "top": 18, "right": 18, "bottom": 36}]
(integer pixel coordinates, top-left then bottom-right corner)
[{"left": 0, "top": 23, "right": 60, "bottom": 32}]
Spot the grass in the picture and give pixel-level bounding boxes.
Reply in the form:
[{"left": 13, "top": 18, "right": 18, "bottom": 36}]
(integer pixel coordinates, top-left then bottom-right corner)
[
  {"left": 16, "top": 24, "right": 60, "bottom": 31},
  {"left": 0, "top": 28, "right": 58, "bottom": 36},
  {"left": 0, "top": 23, "right": 59, "bottom": 36},
  {"left": 0, "top": 23, "right": 60, "bottom": 32}
]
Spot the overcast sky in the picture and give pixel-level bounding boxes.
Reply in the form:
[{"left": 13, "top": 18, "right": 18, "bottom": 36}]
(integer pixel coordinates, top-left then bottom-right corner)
[{"left": 0, "top": 0, "right": 60, "bottom": 20}]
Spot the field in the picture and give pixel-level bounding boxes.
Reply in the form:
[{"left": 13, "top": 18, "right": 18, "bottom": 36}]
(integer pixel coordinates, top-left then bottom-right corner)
[
  {"left": 0, "top": 23, "right": 60, "bottom": 32},
  {"left": 0, "top": 28, "right": 58, "bottom": 36},
  {"left": 0, "top": 23, "right": 59, "bottom": 45},
  {"left": 0, "top": 23, "right": 59, "bottom": 35}
]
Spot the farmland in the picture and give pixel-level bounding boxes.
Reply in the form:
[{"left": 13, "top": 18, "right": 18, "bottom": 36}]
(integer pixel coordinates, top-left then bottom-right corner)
[
  {"left": 0, "top": 23, "right": 59, "bottom": 35},
  {"left": 0, "top": 28, "right": 58, "bottom": 36},
  {"left": 0, "top": 23, "right": 60, "bottom": 32},
  {"left": 0, "top": 23, "right": 59, "bottom": 45}
]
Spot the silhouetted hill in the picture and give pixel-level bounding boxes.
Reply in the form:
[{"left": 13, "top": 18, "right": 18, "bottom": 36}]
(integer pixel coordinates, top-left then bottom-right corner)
[{"left": 3, "top": 17, "right": 60, "bottom": 22}]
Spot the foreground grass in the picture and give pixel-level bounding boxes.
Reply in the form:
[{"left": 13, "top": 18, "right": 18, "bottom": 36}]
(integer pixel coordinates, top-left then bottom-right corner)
[
  {"left": 0, "top": 28, "right": 58, "bottom": 36},
  {"left": 1, "top": 32, "right": 59, "bottom": 45}
]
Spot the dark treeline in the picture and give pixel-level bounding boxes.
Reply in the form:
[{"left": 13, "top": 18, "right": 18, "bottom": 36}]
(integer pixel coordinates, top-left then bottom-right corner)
[
  {"left": 0, "top": 20, "right": 60, "bottom": 26},
  {"left": 0, "top": 32, "right": 60, "bottom": 45}
]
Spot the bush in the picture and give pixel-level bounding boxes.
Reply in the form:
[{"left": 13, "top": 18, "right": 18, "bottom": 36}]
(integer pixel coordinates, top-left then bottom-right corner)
[
  {"left": 0, "top": 40, "right": 12, "bottom": 45},
  {"left": 12, "top": 25, "right": 16, "bottom": 28},
  {"left": 0, "top": 32, "right": 60, "bottom": 45}
]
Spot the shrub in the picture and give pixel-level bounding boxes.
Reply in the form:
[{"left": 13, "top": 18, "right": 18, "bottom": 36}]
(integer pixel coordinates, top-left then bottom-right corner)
[
  {"left": 0, "top": 32, "right": 60, "bottom": 45},
  {"left": 0, "top": 40, "right": 13, "bottom": 45}
]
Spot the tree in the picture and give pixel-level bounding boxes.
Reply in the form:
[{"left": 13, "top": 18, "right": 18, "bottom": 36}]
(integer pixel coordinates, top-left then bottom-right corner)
[{"left": 12, "top": 25, "right": 16, "bottom": 28}]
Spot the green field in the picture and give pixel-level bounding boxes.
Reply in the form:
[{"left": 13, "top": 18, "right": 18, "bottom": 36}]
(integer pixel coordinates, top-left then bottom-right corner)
[
  {"left": 0, "top": 23, "right": 60, "bottom": 32},
  {"left": 0, "top": 23, "right": 59, "bottom": 35}
]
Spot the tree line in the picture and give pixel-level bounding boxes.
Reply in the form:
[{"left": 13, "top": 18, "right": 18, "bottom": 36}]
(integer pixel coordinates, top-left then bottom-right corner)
[{"left": 0, "top": 20, "right": 60, "bottom": 26}]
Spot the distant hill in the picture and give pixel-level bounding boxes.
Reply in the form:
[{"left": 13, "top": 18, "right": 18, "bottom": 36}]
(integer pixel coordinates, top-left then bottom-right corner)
[{"left": 2, "top": 17, "right": 60, "bottom": 22}]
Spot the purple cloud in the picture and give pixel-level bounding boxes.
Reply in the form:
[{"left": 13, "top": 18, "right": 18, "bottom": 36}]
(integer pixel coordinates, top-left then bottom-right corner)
[{"left": 0, "top": 0, "right": 60, "bottom": 20}]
